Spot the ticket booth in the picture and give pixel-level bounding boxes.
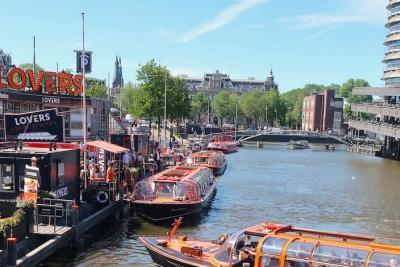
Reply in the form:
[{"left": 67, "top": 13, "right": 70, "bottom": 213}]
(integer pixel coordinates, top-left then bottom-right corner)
[{"left": 0, "top": 143, "right": 80, "bottom": 217}]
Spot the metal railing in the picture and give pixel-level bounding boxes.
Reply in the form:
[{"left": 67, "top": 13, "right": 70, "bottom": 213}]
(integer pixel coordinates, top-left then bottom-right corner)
[{"left": 34, "top": 198, "right": 75, "bottom": 234}]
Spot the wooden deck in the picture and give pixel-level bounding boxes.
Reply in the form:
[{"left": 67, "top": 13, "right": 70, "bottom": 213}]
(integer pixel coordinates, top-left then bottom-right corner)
[{"left": 32, "top": 225, "right": 72, "bottom": 236}]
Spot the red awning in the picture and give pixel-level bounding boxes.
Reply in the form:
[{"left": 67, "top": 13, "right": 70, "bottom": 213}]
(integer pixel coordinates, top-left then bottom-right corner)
[{"left": 87, "top": 141, "right": 128, "bottom": 154}]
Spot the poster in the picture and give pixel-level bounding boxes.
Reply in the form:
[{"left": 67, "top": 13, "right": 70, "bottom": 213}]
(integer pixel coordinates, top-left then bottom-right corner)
[{"left": 23, "top": 165, "right": 40, "bottom": 203}]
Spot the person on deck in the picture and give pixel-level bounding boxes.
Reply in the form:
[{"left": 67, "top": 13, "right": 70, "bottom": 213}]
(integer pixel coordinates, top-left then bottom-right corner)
[{"left": 106, "top": 161, "right": 115, "bottom": 182}]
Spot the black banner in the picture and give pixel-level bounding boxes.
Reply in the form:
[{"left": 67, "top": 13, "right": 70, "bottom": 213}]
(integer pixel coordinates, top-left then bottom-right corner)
[
  {"left": 5, "top": 108, "right": 65, "bottom": 142},
  {"left": 75, "top": 50, "right": 92, "bottom": 74}
]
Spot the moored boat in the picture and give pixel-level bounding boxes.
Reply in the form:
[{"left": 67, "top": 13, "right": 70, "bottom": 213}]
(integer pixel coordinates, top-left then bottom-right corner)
[
  {"left": 287, "top": 140, "right": 310, "bottom": 149},
  {"left": 140, "top": 220, "right": 400, "bottom": 267},
  {"left": 130, "top": 165, "right": 216, "bottom": 222},
  {"left": 207, "top": 135, "right": 238, "bottom": 154},
  {"left": 326, "top": 144, "right": 336, "bottom": 150},
  {"left": 187, "top": 150, "right": 227, "bottom": 176}
]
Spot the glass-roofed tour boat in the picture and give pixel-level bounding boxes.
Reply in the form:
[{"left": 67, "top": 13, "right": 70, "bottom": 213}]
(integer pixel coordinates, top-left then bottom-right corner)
[
  {"left": 130, "top": 165, "right": 216, "bottom": 222},
  {"left": 140, "top": 220, "right": 400, "bottom": 267},
  {"left": 187, "top": 150, "right": 227, "bottom": 176}
]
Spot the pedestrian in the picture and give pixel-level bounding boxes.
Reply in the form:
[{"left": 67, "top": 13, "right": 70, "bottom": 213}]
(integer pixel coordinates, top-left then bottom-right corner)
[
  {"left": 106, "top": 161, "right": 115, "bottom": 182},
  {"left": 154, "top": 148, "right": 161, "bottom": 171}
]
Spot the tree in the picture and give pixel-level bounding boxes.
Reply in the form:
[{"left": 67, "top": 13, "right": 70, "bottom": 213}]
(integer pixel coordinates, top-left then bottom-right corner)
[
  {"left": 86, "top": 83, "right": 108, "bottom": 98},
  {"left": 167, "top": 76, "right": 191, "bottom": 121},
  {"left": 18, "top": 63, "right": 45, "bottom": 75},
  {"left": 265, "top": 89, "right": 287, "bottom": 127},
  {"left": 240, "top": 91, "right": 267, "bottom": 128},
  {"left": 339, "top": 79, "right": 372, "bottom": 118},
  {"left": 190, "top": 92, "right": 208, "bottom": 123},
  {"left": 212, "top": 91, "right": 236, "bottom": 127}
]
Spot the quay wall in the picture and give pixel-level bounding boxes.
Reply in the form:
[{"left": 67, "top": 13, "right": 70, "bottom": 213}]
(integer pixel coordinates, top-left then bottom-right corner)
[{"left": 238, "top": 134, "right": 343, "bottom": 144}]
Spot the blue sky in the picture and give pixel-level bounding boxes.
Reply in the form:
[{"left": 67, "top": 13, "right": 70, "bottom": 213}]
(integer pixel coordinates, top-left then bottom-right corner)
[{"left": 1, "top": 0, "right": 388, "bottom": 91}]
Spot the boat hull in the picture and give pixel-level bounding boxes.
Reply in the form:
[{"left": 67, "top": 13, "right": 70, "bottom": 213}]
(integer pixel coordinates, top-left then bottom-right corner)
[
  {"left": 287, "top": 144, "right": 309, "bottom": 149},
  {"left": 140, "top": 236, "right": 212, "bottom": 267},
  {"left": 212, "top": 161, "right": 227, "bottom": 176},
  {"left": 133, "top": 188, "right": 216, "bottom": 222}
]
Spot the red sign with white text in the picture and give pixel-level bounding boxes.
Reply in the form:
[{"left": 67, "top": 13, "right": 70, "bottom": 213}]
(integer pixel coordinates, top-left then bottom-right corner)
[{"left": 0, "top": 67, "right": 83, "bottom": 96}]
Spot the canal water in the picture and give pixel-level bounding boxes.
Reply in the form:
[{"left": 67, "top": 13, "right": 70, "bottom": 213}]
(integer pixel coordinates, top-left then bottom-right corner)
[{"left": 46, "top": 144, "right": 400, "bottom": 266}]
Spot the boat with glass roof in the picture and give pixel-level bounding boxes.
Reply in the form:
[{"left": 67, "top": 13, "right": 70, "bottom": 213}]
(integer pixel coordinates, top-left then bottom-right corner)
[
  {"left": 140, "top": 220, "right": 400, "bottom": 267},
  {"left": 130, "top": 165, "right": 216, "bottom": 222},
  {"left": 187, "top": 150, "right": 227, "bottom": 176}
]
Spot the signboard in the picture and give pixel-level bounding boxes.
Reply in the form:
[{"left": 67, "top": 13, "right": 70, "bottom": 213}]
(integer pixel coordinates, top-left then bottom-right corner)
[
  {"left": 5, "top": 108, "right": 65, "bottom": 142},
  {"left": 0, "top": 66, "right": 83, "bottom": 96},
  {"left": 23, "top": 165, "right": 39, "bottom": 203},
  {"left": 96, "top": 148, "right": 107, "bottom": 177},
  {"left": 75, "top": 50, "right": 92, "bottom": 74}
]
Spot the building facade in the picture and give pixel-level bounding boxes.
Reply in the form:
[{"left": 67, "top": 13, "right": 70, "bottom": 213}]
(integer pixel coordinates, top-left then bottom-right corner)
[
  {"left": 111, "top": 56, "right": 124, "bottom": 98},
  {"left": 182, "top": 69, "right": 278, "bottom": 125},
  {"left": 183, "top": 69, "right": 277, "bottom": 96},
  {"left": 302, "top": 90, "right": 344, "bottom": 134},
  {"left": 349, "top": 0, "right": 400, "bottom": 160}
]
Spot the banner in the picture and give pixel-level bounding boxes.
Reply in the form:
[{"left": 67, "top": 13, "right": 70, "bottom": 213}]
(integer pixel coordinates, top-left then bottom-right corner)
[
  {"left": 4, "top": 108, "right": 65, "bottom": 142},
  {"left": 75, "top": 50, "right": 92, "bottom": 73},
  {"left": 23, "top": 165, "right": 39, "bottom": 203}
]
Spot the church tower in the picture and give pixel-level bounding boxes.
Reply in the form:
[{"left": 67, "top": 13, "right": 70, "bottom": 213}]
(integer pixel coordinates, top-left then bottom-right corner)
[{"left": 111, "top": 55, "right": 124, "bottom": 97}]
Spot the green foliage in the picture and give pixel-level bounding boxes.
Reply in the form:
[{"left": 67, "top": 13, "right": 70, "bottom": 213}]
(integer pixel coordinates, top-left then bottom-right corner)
[
  {"left": 339, "top": 79, "right": 372, "bottom": 118},
  {"left": 86, "top": 83, "right": 108, "bottom": 98},
  {"left": 115, "top": 82, "right": 141, "bottom": 117},
  {"left": 0, "top": 208, "right": 26, "bottom": 233},
  {"left": 265, "top": 89, "right": 287, "bottom": 126},
  {"left": 213, "top": 91, "right": 237, "bottom": 124},
  {"left": 240, "top": 91, "right": 267, "bottom": 127},
  {"left": 190, "top": 92, "right": 208, "bottom": 119},
  {"left": 167, "top": 77, "right": 191, "bottom": 121},
  {"left": 18, "top": 63, "right": 45, "bottom": 74}
]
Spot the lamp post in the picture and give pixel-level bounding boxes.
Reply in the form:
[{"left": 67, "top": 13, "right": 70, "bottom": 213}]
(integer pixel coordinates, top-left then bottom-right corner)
[
  {"left": 265, "top": 105, "right": 268, "bottom": 130},
  {"left": 235, "top": 99, "right": 238, "bottom": 141}
]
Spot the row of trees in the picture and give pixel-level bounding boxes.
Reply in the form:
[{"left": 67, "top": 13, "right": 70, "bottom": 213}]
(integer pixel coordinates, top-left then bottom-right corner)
[{"left": 192, "top": 78, "right": 371, "bottom": 129}]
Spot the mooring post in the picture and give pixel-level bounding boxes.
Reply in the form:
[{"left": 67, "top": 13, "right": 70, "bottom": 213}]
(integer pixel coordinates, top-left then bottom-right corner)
[
  {"left": 72, "top": 202, "right": 79, "bottom": 242},
  {"left": 7, "top": 236, "right": 17, "bottom": 267}
]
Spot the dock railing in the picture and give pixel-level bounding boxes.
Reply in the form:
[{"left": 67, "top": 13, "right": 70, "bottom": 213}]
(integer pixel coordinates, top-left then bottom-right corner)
[{"left": 34, "top": 198, "right": 75, "bottom": 234}]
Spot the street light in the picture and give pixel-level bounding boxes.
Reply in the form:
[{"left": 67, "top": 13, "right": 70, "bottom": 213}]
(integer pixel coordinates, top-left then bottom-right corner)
[
  {"left": 235, "top": 98, "right": 238, "bottom": 141},
  {"left": 265, "top": 105, "right": 268, "bottom": 130}
]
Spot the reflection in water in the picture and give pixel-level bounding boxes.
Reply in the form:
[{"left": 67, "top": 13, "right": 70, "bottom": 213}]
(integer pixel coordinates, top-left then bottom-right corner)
[{"left": 46, "top": 144, "right": 400, "bottom": 266}]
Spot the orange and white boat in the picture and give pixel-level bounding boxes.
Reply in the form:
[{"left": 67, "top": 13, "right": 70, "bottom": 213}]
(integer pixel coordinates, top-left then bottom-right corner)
[
  {"left": 187, "top": 150, "right": 227, "bottom": 176},
  {"left": 130, "top": 165, "right": 216, "bottom": 222},
  {"left": 140, "top": 220, "right": 400, "bottom": 267},
  {"left": 207, "top": 135, "right": 238, "bottom": 154}
]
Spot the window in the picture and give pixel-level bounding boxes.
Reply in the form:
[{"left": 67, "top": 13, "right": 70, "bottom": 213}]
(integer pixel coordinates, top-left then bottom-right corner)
[
  {"left": 368, "top": 253, "right": 400, "bottom": 267},
  {"left": 285, "top": 241, "right": 314, "bottom": 267},
  {"left": 0, "top": 164, "right": 15, "bottom": 192},
  {"left": 313, "top": 244, "right": 368, "bottom": 267},
  {"left": 259, "top": 237, "right": 288, "bottom": 267}
]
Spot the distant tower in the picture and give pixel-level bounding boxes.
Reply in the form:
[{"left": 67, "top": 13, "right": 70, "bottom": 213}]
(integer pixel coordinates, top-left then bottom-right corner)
[
  {"left": 265, "top": 68, "right": 278, "bottom": 91},
  {"left": 383, "top": 1, "right": 400, "bottom": 87},
  {"left": 111, "top": 55, "right": 124, "bottom": 97},
  {"left": 0, "top": 49, "right": 14, "bottom": 81}
]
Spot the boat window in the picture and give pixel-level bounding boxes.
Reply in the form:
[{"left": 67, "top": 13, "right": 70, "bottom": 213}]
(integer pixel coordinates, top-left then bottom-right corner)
[
  {"left": 133, "top": 181, "right": 155, "bottom": 200},
  {"left": 285, "top": 241, "right": 314, "bottom": 267},
  {"left": 259, "top": 237, "right": 288, "bottom": 267},
  {"left": 0, "top": 164, "right": 14, "bottom": 192},
  {"left": 154, "top": 182, "right": 174, "bottom": 197},
  {"left": 313, "top": 244, "right": 368, "bottom": 267},
  {"left": 261, "top": 237, "right": 288, "bottom": 255},
  {"left": 213, "top": 230, "right": 247, "bottom": 265},
  {"left": 174, "top": 182, "right": 198, "bottom": 200},
  {"left": 368, "top": 253, "right": 400, "bottom": 267}
]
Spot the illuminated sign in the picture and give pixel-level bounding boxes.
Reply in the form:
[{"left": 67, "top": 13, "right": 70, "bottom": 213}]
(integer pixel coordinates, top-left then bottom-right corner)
[{"left": 0, "top": 67, "right": 83, "bottom": 96}]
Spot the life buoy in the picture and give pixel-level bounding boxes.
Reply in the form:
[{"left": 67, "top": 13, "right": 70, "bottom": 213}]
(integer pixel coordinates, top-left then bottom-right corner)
[{"left": 96, "top": 190, "right": 109, "bottom": 204}]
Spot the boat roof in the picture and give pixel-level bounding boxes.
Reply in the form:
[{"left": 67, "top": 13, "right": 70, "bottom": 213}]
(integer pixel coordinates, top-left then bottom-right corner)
[
  {"left": 243, "top": 222, "right": 400, "bottom": 252},
  {"left": 192, "top": 150, "right": 224, "bottom": 158},
  {"left": 152, "top": 165, "right": 207, "bottom": 182}
]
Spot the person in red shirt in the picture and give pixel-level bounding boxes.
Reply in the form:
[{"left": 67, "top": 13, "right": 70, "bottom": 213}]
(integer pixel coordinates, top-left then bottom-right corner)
[{"left": 106, "top": 161, "right": 115, "bottom": 182}]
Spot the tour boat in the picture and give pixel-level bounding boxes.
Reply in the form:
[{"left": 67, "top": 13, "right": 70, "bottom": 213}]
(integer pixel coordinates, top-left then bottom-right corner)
[
  {"left": 187, "top": 150, "right": 227, "bottom": 176},
  {"left": 207, "top": 135, "right": 238, "bottom": 154},
  {"left": 140, "top": 220, "right": 400, "bottom": 267},
  {"left": 326, "top": 144, "right": 336, "bottom": 150},
  {"left": 287, "top": 140, "right": 310, "bottom": 149},
  {"left": 17, "top": 132, "right": 58, "bottom": 141},
  {"left": 130, "top": 165, "right": 216, "bottom": 222}
]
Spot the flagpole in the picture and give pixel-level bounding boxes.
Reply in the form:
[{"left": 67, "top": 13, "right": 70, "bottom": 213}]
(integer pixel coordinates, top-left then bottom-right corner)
[
  {"left": 81, "top": 12, "right": 88, "bottom": 189},
  {"left": 33, "top": 36, "right": 36, "bottom": 75}
]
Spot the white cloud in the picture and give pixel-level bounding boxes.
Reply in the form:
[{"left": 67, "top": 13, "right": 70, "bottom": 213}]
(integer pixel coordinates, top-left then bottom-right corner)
[
  {"left": 178, "top": 0, "right": 269, "bottom": 43},
  {"left": 280, "top": 0, "right": 387, "bottom": 40}
]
